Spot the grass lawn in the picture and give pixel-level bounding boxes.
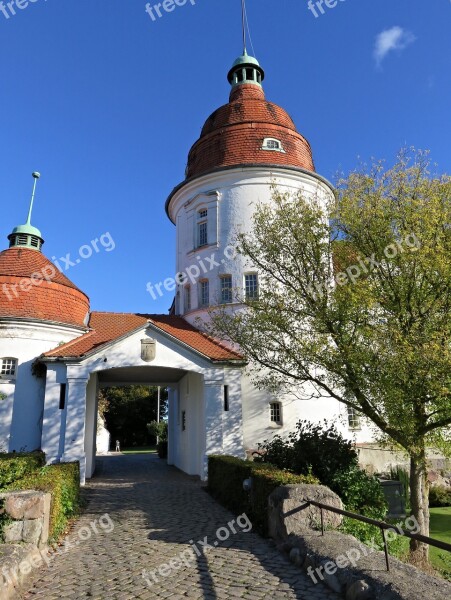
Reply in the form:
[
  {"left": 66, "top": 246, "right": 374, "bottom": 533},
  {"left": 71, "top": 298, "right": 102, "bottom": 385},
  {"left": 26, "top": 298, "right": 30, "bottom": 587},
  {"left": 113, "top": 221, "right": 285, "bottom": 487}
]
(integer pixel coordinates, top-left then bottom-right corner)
[
  {"left": 120, "top": 446, "right": 157, "bottom": 454},
  {"left": 394, "top": 506, "right": 451, "bottom": 578},
  {"left": 429, "top": 507, "right": 451, "bottom": 577}
]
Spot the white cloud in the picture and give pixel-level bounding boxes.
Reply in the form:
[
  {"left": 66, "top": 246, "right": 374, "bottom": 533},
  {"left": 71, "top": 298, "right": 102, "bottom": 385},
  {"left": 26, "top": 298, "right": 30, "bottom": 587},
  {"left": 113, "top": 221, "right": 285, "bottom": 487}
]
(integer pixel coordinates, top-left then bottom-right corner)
[{"left": 374, "top": 26, "right": 416, "bottom": 67}]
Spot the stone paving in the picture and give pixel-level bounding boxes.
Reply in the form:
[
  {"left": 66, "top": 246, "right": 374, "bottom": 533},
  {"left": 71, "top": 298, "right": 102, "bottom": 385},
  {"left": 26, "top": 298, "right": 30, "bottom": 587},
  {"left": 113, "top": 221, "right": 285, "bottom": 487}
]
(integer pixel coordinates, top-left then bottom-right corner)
[{"left": 23, "top": 454, "right": 340, "bottom": 599}]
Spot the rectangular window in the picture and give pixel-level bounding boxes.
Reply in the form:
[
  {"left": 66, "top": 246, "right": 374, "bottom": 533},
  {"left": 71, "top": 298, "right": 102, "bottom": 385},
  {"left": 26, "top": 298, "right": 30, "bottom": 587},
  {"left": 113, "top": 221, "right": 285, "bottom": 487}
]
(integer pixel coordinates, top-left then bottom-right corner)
[
  {"left": 184, "top": 286, "right": 191, "bottom": 311},
  {"left": 59, "top": 383, "right": 67, "bottom": 410},
  {"left": 0, "top": 358, "right": 17, "bottom": 377},
  {"left": 220, "top": 275, "right": 233, "bottom": 304},
  {"left": 198, "top": 221, "right": 208, "bottom": 247},
  {"left": 270, "top": 402, "right": 282, "bottom": 424},
  {"left": 348, "top": 407, "right": 361, "bottom": 430},
  {"left": 224, "top": 385, "right": 229, "bottom": 412},
  {"left": 199, "top": 280, "right": 209, "bottom": 307},
  {"left": 182, "top": 410, "right": 186, "bottom": 431},
  {"left": 244, "top": 273, "right": 259, "bottom": 301}
]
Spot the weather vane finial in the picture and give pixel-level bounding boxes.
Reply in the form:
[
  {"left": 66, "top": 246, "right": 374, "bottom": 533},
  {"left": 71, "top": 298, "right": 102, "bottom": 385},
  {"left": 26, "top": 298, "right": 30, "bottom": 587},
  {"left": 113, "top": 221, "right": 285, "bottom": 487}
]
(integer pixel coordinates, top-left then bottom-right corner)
[{"left": 26, "top": 171, "right": 41, "bottom": 226}]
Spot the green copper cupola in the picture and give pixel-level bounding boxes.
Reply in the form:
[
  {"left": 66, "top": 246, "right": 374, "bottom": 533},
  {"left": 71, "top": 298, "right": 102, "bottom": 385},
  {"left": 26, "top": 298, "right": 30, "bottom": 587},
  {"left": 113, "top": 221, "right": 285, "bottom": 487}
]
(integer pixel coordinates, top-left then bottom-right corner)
[
  {"left": 8, "top": 172, "right": 44, "bottom": 251},
  {"left": 227, "top": 51, "right": 265, "bottom": 88}
]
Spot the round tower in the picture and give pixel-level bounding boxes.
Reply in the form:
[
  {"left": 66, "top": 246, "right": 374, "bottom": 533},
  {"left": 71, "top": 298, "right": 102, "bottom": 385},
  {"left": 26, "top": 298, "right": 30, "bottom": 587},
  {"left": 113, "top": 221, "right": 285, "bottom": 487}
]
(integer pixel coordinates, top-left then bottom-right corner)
[
  {"left": 0, "top": 174, "right": 89, "bottom": 452},
  {"left": 166, "top": 52, "right": 334, "bottom": 324}
]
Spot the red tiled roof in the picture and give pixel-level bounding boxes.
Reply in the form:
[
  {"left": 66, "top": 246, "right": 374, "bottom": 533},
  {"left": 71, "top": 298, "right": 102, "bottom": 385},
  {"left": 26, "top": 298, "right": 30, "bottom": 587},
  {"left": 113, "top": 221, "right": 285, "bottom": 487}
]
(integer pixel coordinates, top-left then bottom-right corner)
[
  {"left": 43, "top": 312, "right": 244, "bottom": 362},
  {"left": 185, "top": 84, "right": 315, "bottom": 180},
  {"left": 0, "top": 248, "right": 90, "bottom": 328}
]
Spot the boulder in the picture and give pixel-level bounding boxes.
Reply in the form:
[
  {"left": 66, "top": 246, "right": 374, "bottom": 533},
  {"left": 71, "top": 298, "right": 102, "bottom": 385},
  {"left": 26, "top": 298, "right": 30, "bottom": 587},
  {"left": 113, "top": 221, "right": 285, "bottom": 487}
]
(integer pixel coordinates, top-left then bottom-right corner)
[{"left": 268, "top": 484, "right": 344, "bottom": 542}]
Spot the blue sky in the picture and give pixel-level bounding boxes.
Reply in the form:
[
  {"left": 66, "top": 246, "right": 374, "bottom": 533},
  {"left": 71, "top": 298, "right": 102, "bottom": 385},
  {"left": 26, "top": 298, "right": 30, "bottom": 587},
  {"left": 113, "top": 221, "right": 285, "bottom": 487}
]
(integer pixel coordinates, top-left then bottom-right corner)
[{"left": 1, "top": 0, "right": 450, "bottom": 314}]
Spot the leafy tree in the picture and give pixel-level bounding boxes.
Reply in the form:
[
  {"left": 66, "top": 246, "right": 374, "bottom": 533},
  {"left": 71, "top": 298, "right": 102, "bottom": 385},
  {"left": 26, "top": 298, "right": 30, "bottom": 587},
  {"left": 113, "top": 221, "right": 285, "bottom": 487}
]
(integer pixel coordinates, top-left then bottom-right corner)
[
  {"left": 147, "top": 420, "right": 168, "bottom": 443},
  {"left": 100, "top": 386, "right": 168, "bottom": 448},
  {"left": 207, "top": 150, "right": 451, "bottom": 563}
]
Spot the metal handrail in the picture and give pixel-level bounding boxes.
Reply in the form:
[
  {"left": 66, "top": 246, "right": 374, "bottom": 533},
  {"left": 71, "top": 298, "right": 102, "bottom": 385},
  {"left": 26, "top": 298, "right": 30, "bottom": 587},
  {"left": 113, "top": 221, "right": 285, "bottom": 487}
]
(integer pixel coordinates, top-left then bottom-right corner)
[{"left": 293, "top": 499, "right": 451, "bottom": 572}]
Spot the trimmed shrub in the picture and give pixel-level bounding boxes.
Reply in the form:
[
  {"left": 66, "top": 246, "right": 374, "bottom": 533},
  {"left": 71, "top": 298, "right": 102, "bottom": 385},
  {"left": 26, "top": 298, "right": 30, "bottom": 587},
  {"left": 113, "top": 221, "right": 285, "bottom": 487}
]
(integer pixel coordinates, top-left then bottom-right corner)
[
  {"left": 255, "top": 420, "right": 386, "bottom": 520},
  {"left": 208, "top": 455, "right": 318, "bottom": 535},
  {"left": 257, "top": 420, "right": 359, "bottom": 486},
  {"left": 429, "top": 485, "right": 451, "bottom": 507},
  {"left": 6, "top": 462, "right": 80, "bottom": 541},
  {"left": 0, "top": 451, "right": 46, "bottom": 489}
]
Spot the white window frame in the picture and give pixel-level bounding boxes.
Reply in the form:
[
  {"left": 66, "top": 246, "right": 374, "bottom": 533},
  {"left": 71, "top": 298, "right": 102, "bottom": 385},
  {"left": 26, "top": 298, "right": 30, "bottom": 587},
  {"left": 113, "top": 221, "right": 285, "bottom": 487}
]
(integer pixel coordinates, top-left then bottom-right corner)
[
  {"left": 262, "top": 138, "right": 285, "bottom": 153},
  {"left": 244, "top": 273, "right": 259, "bottom": 301},
  {"left": 197, "top": 208, "right": 208, "bottom": 248},
  {"left": 199, "top": 279, "right": 209, "bottom": 307},
  {"left": 220, "top": 275, "right": 233, "bottom": 304},
  {"left": 0, "top": 358, "right": 18, "bottom": 382},
  {"left": 184, "top": 285, "right": 191, "bottom": 312},
  {"left": 347, "top": 407, "right": 361, "bottom": 430},
  {"left": 270, "top": 402, "right": 282, "bottom": 425}
]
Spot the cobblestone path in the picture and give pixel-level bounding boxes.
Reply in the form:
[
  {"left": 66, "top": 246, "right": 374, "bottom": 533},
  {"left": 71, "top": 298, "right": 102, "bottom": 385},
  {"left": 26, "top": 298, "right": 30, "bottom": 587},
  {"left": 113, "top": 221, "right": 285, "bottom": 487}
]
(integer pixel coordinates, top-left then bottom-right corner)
[{"left": 23, "top": 454, "right": 340, "bottom": 599}]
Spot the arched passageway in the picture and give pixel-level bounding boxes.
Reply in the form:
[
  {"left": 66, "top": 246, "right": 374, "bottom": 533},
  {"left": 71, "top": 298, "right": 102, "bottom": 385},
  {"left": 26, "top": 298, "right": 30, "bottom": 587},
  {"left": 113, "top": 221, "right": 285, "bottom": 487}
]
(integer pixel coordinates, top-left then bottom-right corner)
[{"left": 39, "top": 314, "right": 246, "bottom": 483}]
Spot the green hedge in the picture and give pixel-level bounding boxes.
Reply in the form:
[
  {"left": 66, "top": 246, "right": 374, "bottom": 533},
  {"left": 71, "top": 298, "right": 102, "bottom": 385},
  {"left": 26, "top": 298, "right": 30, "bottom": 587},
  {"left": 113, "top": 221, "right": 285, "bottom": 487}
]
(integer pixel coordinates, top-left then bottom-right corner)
[
  {"left": 0, "top": 451, "right": 46, "bottom": 489},
  {"left": 6, "top": 462, "right": 80, "bottom": 542},
  {"left": 208, "top": 455, "right": 319, "bottom": 535},
  {"left": 429, "top": 485, "right": 451, "bottom": 507}
]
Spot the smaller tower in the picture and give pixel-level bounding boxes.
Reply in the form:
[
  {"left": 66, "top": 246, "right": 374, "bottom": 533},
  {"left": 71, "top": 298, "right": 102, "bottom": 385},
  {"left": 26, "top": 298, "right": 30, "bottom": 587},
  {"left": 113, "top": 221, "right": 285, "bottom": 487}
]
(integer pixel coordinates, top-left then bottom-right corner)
[{"left": 8, "top": 172, "right": 44, "bottom": 251}]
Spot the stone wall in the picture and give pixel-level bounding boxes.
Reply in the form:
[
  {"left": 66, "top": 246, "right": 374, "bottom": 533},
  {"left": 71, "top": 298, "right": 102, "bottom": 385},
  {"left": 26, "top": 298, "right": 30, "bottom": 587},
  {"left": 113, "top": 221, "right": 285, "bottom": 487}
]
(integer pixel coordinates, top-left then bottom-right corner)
[
  {"left": 0, "top": 490, "right": 51, "bottom": 549},
  {"left": 268, "top": 484, "right": 451, "bottom": 600}
]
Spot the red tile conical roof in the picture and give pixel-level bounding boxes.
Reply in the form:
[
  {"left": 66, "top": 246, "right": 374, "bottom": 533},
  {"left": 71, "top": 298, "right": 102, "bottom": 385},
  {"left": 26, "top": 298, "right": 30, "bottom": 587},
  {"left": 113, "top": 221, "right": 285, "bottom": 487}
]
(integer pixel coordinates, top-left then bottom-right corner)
[
  {"left": 0, "top": 247, "right": 90, "bottom": 328},
  {"left": 185, "top": 84, "right": 315, "bottom": 180}
]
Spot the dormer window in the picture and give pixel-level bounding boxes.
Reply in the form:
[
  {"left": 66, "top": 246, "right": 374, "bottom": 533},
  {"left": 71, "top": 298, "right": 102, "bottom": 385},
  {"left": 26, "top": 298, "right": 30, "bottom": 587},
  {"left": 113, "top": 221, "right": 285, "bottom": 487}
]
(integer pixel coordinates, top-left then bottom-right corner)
[{"left": 262, "top": 138, "right": 285, "bottom": 153}]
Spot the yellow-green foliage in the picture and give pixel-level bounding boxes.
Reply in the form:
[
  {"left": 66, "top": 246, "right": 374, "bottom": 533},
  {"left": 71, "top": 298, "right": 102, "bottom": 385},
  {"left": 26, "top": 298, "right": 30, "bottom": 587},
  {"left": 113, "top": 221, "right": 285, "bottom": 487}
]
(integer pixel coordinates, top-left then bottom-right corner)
[
  {"left": 6, "top": 462, "right": 80, "bottom": 542},
  {"left": 0, "top": 451, "right": 46, "bottom": 489},
  {"left": 208, "top": 455, "right": 318, "bottom": 535}
]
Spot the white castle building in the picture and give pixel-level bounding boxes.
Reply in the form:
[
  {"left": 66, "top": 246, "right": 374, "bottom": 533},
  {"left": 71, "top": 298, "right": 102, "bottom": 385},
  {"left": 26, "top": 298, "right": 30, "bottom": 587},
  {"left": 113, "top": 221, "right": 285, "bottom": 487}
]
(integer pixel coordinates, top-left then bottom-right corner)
[{"left": 0, "top": 52, "right": 373, "bottom": 483}]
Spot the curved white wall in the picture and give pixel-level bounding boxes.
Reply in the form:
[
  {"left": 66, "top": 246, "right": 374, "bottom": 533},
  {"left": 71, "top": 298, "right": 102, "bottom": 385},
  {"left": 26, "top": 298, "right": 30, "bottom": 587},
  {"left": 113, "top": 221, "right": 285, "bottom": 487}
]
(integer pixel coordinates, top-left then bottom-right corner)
[
  {"left": 168, "top": 166, "right": 334, "bottom": 321},
  {"left": 168, "top": 166, "right": 374, "bottom": 450},
  {"left": 0, "top": 319, "right": 86, "bottom": 452}
]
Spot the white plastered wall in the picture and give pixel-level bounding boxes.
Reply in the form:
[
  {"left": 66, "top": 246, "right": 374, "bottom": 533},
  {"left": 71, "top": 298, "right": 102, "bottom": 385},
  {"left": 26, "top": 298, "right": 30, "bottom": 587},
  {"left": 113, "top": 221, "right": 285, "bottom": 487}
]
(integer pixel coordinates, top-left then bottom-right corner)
[
  {"left": 0, "top": 319, "right": 86, "bottom": 453},
  {"left": 41, "top": 323, "right": 245, "bottom": 483}
]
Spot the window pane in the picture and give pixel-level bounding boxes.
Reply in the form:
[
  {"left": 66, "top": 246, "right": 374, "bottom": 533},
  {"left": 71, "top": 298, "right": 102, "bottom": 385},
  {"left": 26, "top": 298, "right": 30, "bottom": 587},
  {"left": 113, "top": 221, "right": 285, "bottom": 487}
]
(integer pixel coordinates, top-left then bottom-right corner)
[
  {"left": 270, "top": 402, "right": 281, "bottom": 423},
  {"left": 245, "top": 273, "right": 259, "bottom": 300},
  {"left": 184, "top": 286, "right": 191, "bottom": 311},
  {"left": 1, "top": 358, "right": 17, "bottom": 376},
  {"left": 198, "top": 209, "right": 208, "bottom": 219},
  {"left": 200, "top": 280, "right": 209, "bottom": 306},
  {"left": 348, "top": 407, "right": 361, "bottom": 429},
  {"left": 224, "top": 385, "right": 229, "bottom": 412},
  {"left": 198, "top": 221, "right": 208, "bottom": 247},
  {"left": 220, "top": 276, "right": 232, "bottom": 304}
]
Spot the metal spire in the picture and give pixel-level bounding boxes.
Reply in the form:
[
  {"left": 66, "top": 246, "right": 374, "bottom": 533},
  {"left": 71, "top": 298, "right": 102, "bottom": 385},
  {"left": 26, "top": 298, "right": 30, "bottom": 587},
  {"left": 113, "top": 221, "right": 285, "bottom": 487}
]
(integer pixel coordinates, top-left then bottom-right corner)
[
  {"left": 241, "top": 0, "right": 247, "bottom": 54},
  {"left": 26, "top": 171, "right": 41, "bottom": 225}
]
